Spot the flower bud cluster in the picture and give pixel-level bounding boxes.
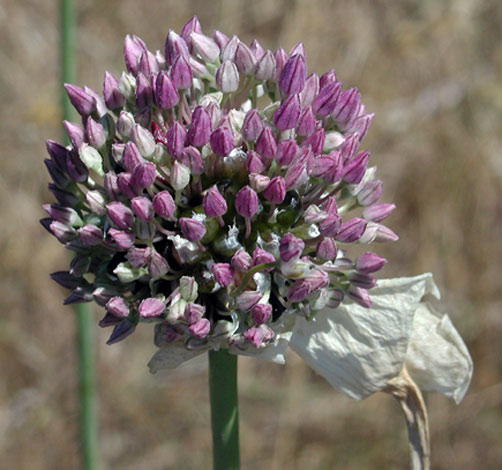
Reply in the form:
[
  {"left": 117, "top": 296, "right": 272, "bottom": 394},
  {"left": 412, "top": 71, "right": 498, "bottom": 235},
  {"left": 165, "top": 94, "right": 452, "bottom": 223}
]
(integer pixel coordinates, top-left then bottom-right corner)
[{"left": 43, "top": 17, "right": 396, "bottom": 355}]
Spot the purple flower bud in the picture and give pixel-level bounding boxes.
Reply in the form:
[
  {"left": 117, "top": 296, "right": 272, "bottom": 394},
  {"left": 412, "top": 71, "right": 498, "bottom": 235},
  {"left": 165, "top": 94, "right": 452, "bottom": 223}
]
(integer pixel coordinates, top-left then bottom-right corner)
[
  {"left": 63, "top": 121, "right": 85, "bottom": 148},
  {"left": 296, "top": 106, "right": 316, "bottom": 137},
  {"left": 127, "top": 246, "right": 152, "bottom": 268},
  {"left": 210, "top": 126, "right": 234, "bottom": 157},
  {"left": 252, "top": 248, "right": 275, "bottom": 268},
  {"left": 335, "top": 218, "right": 367, "bottom": 243},
  {"left": 103, "top": 71, "right": 124, "bottom": 109},
  {"left": 362, "top": 203, "right": 396, "bottom": 222},
  {"left": 84, "top": 190, "right": 105, "bottom": 216},
  {"left": 188, "top": 106, "right": 211, "bottom": 147},
  {"left": 236, "top": 290, "right": 262, "bottom": 311},
  {"left": 189, "top": 318, "right": 211, "bottom": 338},
  {"left": 181, "top": 16, "right": 202, "bottom": 42},
  {"left": 46, "top": 140, "right": 69, "bottom": 172},
  {"left": 301, "top": 128, "right": 325, "bottom": 156},
  {"left": 249, "top": 39, "right": 265, "bottom": 61},
  {"left": 106, "top": 202, "right": 134, "bottom": 229},
  {"left": 263, "top": 176, "right": 286, "bottom": 204},
  {"left": 106, "top": 297, "right": 130, "bottom": 318},
  {"left": 148, "top": 250, "right": 169, "bottom": 278},
  {"left": 135, "top": 73, "right": 153, "bottom": 108},
  {"left": 133, "top": 161, "right": 156, "bottom": 188},
  {"left": 130, "top": 124, "right": 156, "bottom": 158},
  {"left": 216, "top": 60, "right": 240, "bottom": 93},
  {"left": 165, "top": 30, "right": 190, "bottom": 66},
  {"left": 190, "top": 32, "right": 220, "bottom": 63},
  {"left": 203, "top": 186, "right": 228, "bottom": 218},
  {"left": 307, "top": 268, "right": 330, "bottom": 291},
  {"left": 166, "top": 121, "right": 187, "bottom": 158},
  {"left": 66, "top": 151, "right": 89, "bottom": 183},
  {"left": 319, "top": 214, "right": 342, "bottom": 237},
  {"left": 275, "top": 140, "right": 298, "bottom": 166},
  {"left": 279, "top": 233, "right": 305, "bottom": 262},
  {"left": 185, "top": 302, "right": 205, "bottom": 324},
  {"left": 103, "top": 172, "right": 120, "bottom": 201},
  {"left": 251, "top": 303, "right": 272, "bottom": 325},
  {"left": 78, "top": 224, "right": 102, "bottom": 245},
  {"left": 317, "top": 237, "right": 338, "bottom": 260},
  {"left": 339, "top": 132, "right": 360, "bottom": 163},
  {"left": 373, "top": 224, "right": 399, "bottom": 243},
  {"left": 274, "top": 48, "right": 288, "bottom": 81},
  {"left": 179, "top": 217, "right": 206, "bottom": 241},
  {"left": 246, "top": 150, "right": 266, "bottom": 173},
  {"left": 170, "top": 160, "right": 190, "bottom": 191},
  {"left": 131, "top": 196, "right": 154, "bottom": 221},
  {"left": 255, "top": 127, "right": 277, "bottom": 159},
  {"left": 123, "top": 34, "right": 146, "bottom": 74},
  {"left": 349, "top": 272, "right": 377, "bottom": 290},
  {"left": 117, "top": 172, "right": 139, "bottom": 198},
  {"left": 356, "top": 252, "right": 387, "bottom": 274},
  {"left": 249, "top": 173, "right": 270, "bottom": 193},
  {"left": 319, "top": 69, "right": 337, "bottom": 89},
  {"left": 273, "top": 94, "right": 301, "bottom": 131},
  {"left": 122, "top": 142, "right": 144, "bottom": 173},
  {"left": 311, "top": 151, "right": 343, "bottom": 183},
  {"left": 99, "top": 313, "right": 121, "bottom": 327},
  {"left": 213, "top": 30, "right": 230, "bottom": 49},
  {"left": 220, "top": 35, "right": 239, "bottom": 61},
  {"left": 289, "top": 41, "right": 305, "bottom": 58},
  {"left": 108, "top": 228, "right": 135, "bottom": 250},
  {"left": 50, "top": 271, "right": 81, "bottom": 289},
  {"left": 170, "top": 54, "right": 193, "bottom": 90},
  {"left": 279, "top": 54, "right": 306, "bottom": 95},
  {"left": 234, "top": 42, "right": 255, "bottom": 75},
  {"left": 347, "top": 285, "right": 372, "bottom": 308},
  {"left": 86, "top": 117, "right": 106, "bottom": 149},
  {"left": 139, "top": 50, "right": 160, "bottom": 76},
  {"left": 152, "top": 190, "right": 176, "bottom": 219},
  {"left": 346, "top": 113, "right": 374, "bottom": 141},
  {"left": 211, "top": 263, "right": 234, "bottom": 287},
  {"left": 300, "top": 73, "right": 320, "bottom": 106},
  {"left": 180, "top": 146, "right": 204, "bottom": 175},
  {"left": 106, "top": 319, "right": 136, "bottom": 345},
  {"left": 139, "top": 297, "right": 165, "bottom": 318},
  {"left": 155, "top": 71, "right": 179, "bottom": 109},
  {"left": 231, "top": 249, "right": 253, "bottom": 272},
  {"left": 312, "top": 81, "right": 342, "bottom": 117},
  {"left": 287, "top": 279, "right": 310, "bottom": 302},
  {"left": 43, "top": 204, "right": 82, "bottom": 226},
  {"left": 235, "top": 186, "right": 258, "bottom": 218},
  {"left": 357, "top": 180, "right": 383, "bottom": 206},
  {"left": 243, "top": 325, "right": 274, "bottom": 348},
  {"left": 331, "top": 88, "right": 361, "bottom": 130},
  {"left": 242, "top": 109, "right": 263, "bottom": 142},
  {"left": 64, "top": 84, "right": 97, "bottom": 116},
  {"left": 342, "top": 151, "right": 369, "bottom": 184},
  {"left": 46, "top": 159, "right": 69, "bottom": 188},
  {"left": 254, "top": 50, "right": 276, "bottom": 81},
  {"left": 285, "top": 163, "right": 308, "bottom": 190},
  {"left": 326, "top": 288, "right": 344, "bottom": 309},
  {"left": 189, "top": 57, "right": 208, "bottom": 79}
]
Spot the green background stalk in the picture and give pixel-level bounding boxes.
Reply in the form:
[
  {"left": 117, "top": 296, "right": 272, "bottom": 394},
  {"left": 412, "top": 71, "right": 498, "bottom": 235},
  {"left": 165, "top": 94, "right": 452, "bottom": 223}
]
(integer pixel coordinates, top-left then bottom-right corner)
[
  {"left": 60, "top": 1, "right": 99, "bottom": 469},
  {"left": 208, "top": 350, "right": 240, "bottom": 470}
]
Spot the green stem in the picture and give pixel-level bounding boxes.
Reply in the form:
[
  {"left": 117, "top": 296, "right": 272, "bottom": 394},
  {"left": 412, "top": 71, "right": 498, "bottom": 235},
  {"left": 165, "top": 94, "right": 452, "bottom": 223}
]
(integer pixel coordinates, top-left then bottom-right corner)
[
  {"left": 208, "top": 349, "right": 240, "bottom": 470},
  {"left": 60, "top": 1, "right": 99, "bottom": 469}
]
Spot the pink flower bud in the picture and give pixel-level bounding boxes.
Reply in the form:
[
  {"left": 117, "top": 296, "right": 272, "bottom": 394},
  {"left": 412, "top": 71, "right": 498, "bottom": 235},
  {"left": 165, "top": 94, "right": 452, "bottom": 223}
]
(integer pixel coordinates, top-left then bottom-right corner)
[
  {"left": 180, "top": 146, "right": 204, "bottom": 175},
  {"left": 279, "top": 233, "right": 305, "bottom": 262},
  {"left": 273, "top": 94, "right": 301, "bottom": 130},
  {"left": 335, "top": 218, "right": 367, "bottom": 243},
  {"left": 246, "top": 150, "right": 266, "bottom": 173},
  {"left": 347, "top": 285, "right": 372, "bottom": 308},
  {"left": 78, "top": 224, "right": 103, "bottom": 245},
  {"left": 279, "top": 54, "right": 306, "bottom": 95},
  {"left": 249, "top": 39, "right": 265, "bottom": 61},
  {"left": 135, "top": 73, "right": 153, "bottom": 108},
  {"left": 122, "top": 142, "right": 144, "bottom": 173},
  {"left": 331, "top": 88, "right": 361, "bottom": 130},
  {"left": 343, "top": 151, "right": 369, "bottom": 184},
  {"left": 296, "top": 106, "right": 316, "bottom": 137},
  {"left": 254, "top": 50, "right": 276, "bottom": 81},
  {"left": 179, "top": 217, "right": 206, "bottom": 241},
  {"left": 124, "top": 34, "right": 146, "bottom": 73},
  {"left": 106, "top": 202, "right": 134, "bottom": 229},
  {"left": 255, "top": 127, "right": 277, "bottom": 159},
  {"left": 311, "top": 151, "right": 343, "bottom": 183},
  {"left": 349, "top": 272, "right": 377, "bottom": 290},
  {"left": 203, "top": 186, "right": 228, "bottom": 217},
  {"left": 236, "top": 291, "right": 262, "bottom": 311},
  {"left": 155, "top": 71, "right": 179, "bottom": 109},
  {"left": 362, "top": 203, "right": 396, "bottom": 222},
  {"left": 213, "top": 30, "right": 230, "bottom": 49},
  {"left": 126, "top": 247, "right": 152, "bottom": 268},
  {"left": 357, "top": 180, "right": 383, "bottom": 206},
  {"left": 339, "top": 132, "right": 360, "bottom": 163},
  {"left": 274, "top": 48, "right": 288, "bottom": 81},
  {"left": 180, "top": 16, "right": 202, "bottom": 42},
  {"left": 188, "top": 106, "right": 211, "bottom": 147},
  {"left": 189, "top": 318, "right": 211, "bottom": 338},
  {"left": 166, "top": 121, "right": 187, "bottom": 158},
  {"left": 356, "top": 252, "right": 387, "bottom": 273},
  {"left": 210, "top": 125, "right": 234, "bottom": 156},
  {"left": 164, "top": 31, "right": 190, "bottom": 66},
  {"left": 63, "top": 121, "right": 85, "bottom": 149},
  {"left": 190, "top": 32, "right": 220, "bottom": 63},
  {"left": 216, "top": 60, "right": 240, "bottom": 93},
  {"left": 170, "top": 160, "right": 190, "bottom": 191},
  {"left": 319, "top": 214, "right": 342, "bottom": 237},
  {"left": 185, "top": 302, "right": 205, "bottom": 324},
  {"left": 243, "top": 325, "right": 274, "bottom": 348},
  {"left": 275, "top": 140, "right": 298, "bottom": 166},
  {"left": 211, "top": 263, "right": 234, "bottom": 287},
  {"left": 287, "top": 279, "right": 310, "bottom": 302},
  {"left": 117, "top": 172, "right": 139, "bottom": 198},
  {"left": 64, "top": 84, "right": 97, "bottom": 116},
  {"left": 106, "top": 297, "right": 129, "bottom": 318},
  {"left": 139, "top": 297, "right": 165, "bottom": 318},
  {"left": 242, "top": 109, "right": 263, "bottom": 142},
  {"left": 231, "top": 249, "right": 253, "bottom": 271},
  {"left": 235, "top": 186, "right": 258, "bottom": 218},
  {"left": 171, "top": 54, "right": 193, "bottom": 89},
  {"left": 301, "top": 128, "right": 325, "bottom": 156},
  {"left": 130, "top": 124, "right": 156, "bottom": 158},
  {"left": 235, "top": 42, "right": 255, "bottom": 75},
  {"left": 252, "top": 248, "right": 275, "bottom": 269},
  {"left": 148, "top": 250, "right": 169, "bottom": 278},
  {"left": 103, "top": 71, "right": 124, "bottom": 109},
  {"left": 153, "top": 191, "right": 176, "bottom": 219},
  {"left": 86, "top": 117, "right": 106, "bottom": 149},
  {"left": 108, "top": 228, "right": 135, "bottom": 250},
  {"left": 300, "top": 73, "right": 319, "bottom": 106},
  {"left": 133, "top": 161, "right": 156, "bottom": 188},
  {"left": 250, "top": 303, "right": 272, "bottom": 325},
  {"left": 285, "top": 163, "right": 308, "bottom": 190},
  {"left": 131, "top": 196, "right": 154, "bottom": 221},
  {"left": 263, "top": 176, "right": 286, "bottom": 204},
  {"left": 316, "top": 237, "right": 338, "bottom": 260},
  {"left": 221, "top": 35, "right": 239, "bottom": 61},
  {"left": 307, "top": 268, "right": 330, "bottom": 291},
  {"left": 312, "top": 81, "right": 342, "bottom": 117}
]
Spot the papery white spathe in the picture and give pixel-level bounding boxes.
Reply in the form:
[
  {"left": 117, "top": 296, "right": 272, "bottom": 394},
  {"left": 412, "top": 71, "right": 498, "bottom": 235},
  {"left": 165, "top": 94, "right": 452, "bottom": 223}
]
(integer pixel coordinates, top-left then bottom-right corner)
[{"left": 289, "top": 273, "right": 472, "bottom": 402}]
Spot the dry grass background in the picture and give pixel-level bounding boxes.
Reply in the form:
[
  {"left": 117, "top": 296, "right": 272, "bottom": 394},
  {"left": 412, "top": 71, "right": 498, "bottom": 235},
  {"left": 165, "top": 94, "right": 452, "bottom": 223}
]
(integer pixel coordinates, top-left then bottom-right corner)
[{"left": 0, "top": 0, "right": 501, "bottom": 468}]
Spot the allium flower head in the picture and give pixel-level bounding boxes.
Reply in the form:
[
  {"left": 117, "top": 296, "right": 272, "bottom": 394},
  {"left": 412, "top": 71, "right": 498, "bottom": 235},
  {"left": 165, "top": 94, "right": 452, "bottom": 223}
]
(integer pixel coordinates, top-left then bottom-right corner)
[{"left": 42, "top": 18, "right": 470, "bottom": 407}]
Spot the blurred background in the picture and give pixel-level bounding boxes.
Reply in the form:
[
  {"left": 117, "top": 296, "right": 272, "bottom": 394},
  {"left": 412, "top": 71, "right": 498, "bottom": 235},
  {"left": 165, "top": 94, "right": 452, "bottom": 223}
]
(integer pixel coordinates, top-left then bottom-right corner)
[{"left": 1, "top": 0, "right": 501, "bottom": 468}]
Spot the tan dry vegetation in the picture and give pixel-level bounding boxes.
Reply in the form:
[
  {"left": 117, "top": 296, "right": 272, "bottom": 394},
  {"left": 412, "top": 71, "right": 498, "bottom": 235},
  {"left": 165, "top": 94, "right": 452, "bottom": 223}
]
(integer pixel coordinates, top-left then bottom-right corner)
[{"left": 0, "top": 0, "right": 501, "bottom": 468}]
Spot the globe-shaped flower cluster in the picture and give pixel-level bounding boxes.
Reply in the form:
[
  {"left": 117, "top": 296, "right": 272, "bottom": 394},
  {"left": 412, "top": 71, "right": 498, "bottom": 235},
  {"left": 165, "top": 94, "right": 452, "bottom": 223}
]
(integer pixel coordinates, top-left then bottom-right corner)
[{"left": 42, "top": 16, "right": 397, "bottom": 353}]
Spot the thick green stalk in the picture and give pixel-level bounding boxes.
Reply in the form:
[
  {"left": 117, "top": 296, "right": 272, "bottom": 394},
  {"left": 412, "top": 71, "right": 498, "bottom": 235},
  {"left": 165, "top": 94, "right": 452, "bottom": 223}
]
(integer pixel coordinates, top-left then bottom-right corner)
[
  {"left": 208, "top": 349, "right": 240, "bottom": 470},
  {"left": 60, "top": 1, "right": 99, "bottom": 469}
]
